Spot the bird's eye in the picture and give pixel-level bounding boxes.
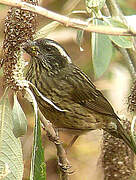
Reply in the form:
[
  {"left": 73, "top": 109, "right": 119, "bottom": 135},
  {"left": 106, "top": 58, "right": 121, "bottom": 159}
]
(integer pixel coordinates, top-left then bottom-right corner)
[
  {"left": 31, "top": 46, "right": 37, "bottom": 51},
  {"left": 30, "top": 46, "right": 40, "bottom": 56}
]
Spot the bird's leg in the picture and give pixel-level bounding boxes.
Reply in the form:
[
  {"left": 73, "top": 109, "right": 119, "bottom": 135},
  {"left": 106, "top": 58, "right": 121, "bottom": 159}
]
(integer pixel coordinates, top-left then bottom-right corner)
[{"left": 66, "top": 135, "right": 79, "bottom": 153}]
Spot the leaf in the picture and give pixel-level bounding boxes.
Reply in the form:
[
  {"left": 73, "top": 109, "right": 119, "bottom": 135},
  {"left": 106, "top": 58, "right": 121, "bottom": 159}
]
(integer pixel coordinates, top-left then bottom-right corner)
[
  {"left": 104, "top": 18, "right": 133, "bottom": 48},
  {"left": 12, "top": 94, "right": 27, "bottom": 138},
  {"left": 76, "top": 30, "right": 84, "bottom": 51},
  {"left": 34, "top": 21, "right": 60, "bottom": 40},
  {"left": 0, "top": 90, "right": 23, "bottom": 180},
  {"left": 26, "top": 88, "right": 46, "bottom": 180},
  {"left": 109, "top": 35, "right": 133, "bottom": 48},
  {"left": 31, "top": 115, "right": 46, "bottom": 180},
  {"left": 92, "top": 19, "right": 112, "bottom": 78}
]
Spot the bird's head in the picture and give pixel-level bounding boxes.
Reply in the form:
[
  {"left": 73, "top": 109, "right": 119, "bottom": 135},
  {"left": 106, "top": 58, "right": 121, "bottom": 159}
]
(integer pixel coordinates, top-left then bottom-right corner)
[{"left": 23, "top": 38, "right": 72, "bottom": 72}]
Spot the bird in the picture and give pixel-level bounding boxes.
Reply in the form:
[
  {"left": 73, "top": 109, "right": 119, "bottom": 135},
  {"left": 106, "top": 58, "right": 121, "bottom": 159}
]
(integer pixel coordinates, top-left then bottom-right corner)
[{"left": 23, "top": 38, "right": 136, "bottom": 154}]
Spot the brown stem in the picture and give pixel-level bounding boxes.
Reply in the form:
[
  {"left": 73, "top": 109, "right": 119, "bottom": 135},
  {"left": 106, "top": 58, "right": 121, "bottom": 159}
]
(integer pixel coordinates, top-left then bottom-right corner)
[
  {"left": 38, "top": 110, "right": 72, "bottom": 180},
  {"left": 0, "top": 0, "right": 136, "bottom": 36}
]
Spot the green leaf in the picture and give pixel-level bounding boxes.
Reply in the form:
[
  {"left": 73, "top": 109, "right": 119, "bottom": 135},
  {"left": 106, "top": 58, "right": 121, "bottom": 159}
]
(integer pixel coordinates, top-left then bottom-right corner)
[
  {"left": 12, "top": 94, "right": 27, "bottom": 138},
  {"left": 109, "top": 35, "right": 133, "bottom": 48},
  {"left": 76, "top": 30, "right": 84, "bottom": 51},
  {"left": 32, "top": 115, "right": 46, "bottom": 180},
  {"left": 104, "top": 18, "right": 133, "bottom": 48},
  {"left": 0, "top": 90, "right": 23, "bottom": 180},
  {"left": 30, "top": 114, "right": 46, "bottom": 180},
  {"left": 26, "top": 88, "right": 46, "bottom": 180},
  {"left": 92, "top": 19, "right": 112, "bottom": 78},
  {"left": 105, "top": 18, "right": 127, "bottom": 28}
]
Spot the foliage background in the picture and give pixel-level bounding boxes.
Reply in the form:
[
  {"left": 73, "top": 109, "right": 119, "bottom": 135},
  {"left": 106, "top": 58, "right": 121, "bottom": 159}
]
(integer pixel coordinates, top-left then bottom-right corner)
[{"left": 0, "top": 0, "right": 136, "bottom": 179}]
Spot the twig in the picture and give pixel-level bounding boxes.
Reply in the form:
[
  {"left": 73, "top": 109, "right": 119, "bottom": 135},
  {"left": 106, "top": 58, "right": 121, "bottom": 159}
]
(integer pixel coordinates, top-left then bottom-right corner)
[
  {"left": 0, "top": 0, "right": 136, "bottom": 36},
  {"left": 106, "top": 0, "right": 126, "bottom": 24},
  {"left": 38, "top": 110, "right": 72, "bottom": 180},
  {"left": 104, "top": 0, "right": 136, "bottom": 78},
  {"left": 114, "top": 45, "right": 136, "bottom": 78},
  {"left": 126, "top": 49, "right": 136, "bottom": 77}
]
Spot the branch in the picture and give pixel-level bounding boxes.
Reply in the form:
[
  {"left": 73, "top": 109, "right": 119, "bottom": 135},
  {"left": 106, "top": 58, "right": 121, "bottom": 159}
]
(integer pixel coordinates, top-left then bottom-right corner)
[
  {"left": 116, "top": 46, "right": 136, "bottom": 78},
  {"left": 0, "top": 0, "right": 136, "bottom": 36},
  {"left": 105, "top": 0, "right": 136, "bottom": 78},
  {"left": 106, "top": 0, "right": 126, "bottom": 23},
  {"left": 38, "top": 110, "right": 72, "bottom": 180}
]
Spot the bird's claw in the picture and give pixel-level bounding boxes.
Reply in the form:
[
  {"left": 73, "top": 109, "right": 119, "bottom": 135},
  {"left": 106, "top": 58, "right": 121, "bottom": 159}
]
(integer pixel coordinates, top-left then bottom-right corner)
[{"left": 58, "top": 161, "right": 74, "bottom": 174}]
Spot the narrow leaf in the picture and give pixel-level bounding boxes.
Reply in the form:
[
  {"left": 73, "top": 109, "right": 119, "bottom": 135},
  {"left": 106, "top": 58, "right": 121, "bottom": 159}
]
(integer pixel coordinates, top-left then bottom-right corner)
[
  {"left": 92, "top": 19, "right": 112, "bottom": 78},
  {"left": 34, "top": 21, "right": 59, "bottom": 40},
  {"left": 76, "top": 30, "right": 84, "bottom": 51},
  {"left": 32, "top": 115, "right": 46, "bottom": 180},
  {"left": 12, "top": 94, "right": 27, "bottom": 138},
  {"left": 26, "top": 88, "right": 46, "bottom": 180},
  {"left": 0, "top": 90, "right": 23, "bottom": 180}
]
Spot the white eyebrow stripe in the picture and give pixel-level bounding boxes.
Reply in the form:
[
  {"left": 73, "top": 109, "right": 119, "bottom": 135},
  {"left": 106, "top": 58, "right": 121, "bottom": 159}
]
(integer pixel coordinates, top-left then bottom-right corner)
[{"left": 46, "top": 42, "right": 72, "bottom": 63}]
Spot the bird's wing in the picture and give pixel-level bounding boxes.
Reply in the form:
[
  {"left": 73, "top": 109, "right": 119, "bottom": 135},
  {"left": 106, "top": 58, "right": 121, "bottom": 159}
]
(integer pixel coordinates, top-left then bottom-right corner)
[{"left": 66, "top": 64, "right": 117, "bottom": 117}]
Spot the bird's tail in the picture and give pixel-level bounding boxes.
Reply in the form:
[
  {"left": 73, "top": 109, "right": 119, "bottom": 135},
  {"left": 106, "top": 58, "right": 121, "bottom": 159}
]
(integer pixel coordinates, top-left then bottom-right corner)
[{"left": 116, "top": 119, "right": 136, "bottom": 154}]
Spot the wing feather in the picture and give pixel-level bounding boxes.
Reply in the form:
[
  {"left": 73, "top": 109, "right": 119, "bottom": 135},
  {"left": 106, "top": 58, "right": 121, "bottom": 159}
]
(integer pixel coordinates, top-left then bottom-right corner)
[{"left": 67, "top": 64, "right": 117, "bottom": 117}]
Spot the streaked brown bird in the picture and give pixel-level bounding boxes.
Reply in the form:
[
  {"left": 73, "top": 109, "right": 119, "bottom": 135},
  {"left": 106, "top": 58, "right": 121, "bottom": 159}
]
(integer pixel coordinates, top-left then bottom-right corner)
[{"left": 23, "top": 38, "right": 136, "bottom": 153}]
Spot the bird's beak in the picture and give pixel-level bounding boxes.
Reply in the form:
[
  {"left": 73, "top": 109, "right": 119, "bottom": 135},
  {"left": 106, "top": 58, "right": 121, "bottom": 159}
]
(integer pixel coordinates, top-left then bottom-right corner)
[{"left": 22, "top": 40, "right": 34, "bottom": 53}]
